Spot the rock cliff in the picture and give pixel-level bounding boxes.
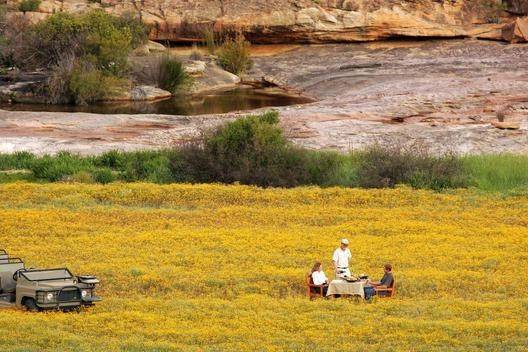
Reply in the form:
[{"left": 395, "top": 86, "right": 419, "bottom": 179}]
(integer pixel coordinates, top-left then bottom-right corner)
[{"left": 5, "top": 0, "right": 525, "bottom": 43}]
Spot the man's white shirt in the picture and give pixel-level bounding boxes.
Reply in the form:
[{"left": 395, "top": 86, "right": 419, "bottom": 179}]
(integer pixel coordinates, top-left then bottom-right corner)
[
  {"left": 311, "top": 271, "right": 328, "bottom": 285},
  {"left": 332, "top": 247, "right": 352, "bottom": 268}
]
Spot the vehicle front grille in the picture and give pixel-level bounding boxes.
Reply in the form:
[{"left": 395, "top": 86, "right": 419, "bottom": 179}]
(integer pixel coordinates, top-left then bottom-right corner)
[{"left": 58, "top": 289, "right": 81, "bottom": 302}]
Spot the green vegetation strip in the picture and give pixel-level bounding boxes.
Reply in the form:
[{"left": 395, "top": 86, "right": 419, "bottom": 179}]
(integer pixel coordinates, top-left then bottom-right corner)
[{"left": 1, "top": 112, "right": 527, "bottom": 193}]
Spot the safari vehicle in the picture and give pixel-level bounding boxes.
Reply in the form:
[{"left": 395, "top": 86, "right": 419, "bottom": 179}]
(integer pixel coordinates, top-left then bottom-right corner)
[{"left": 0, "top": 250, "right": 101, "bottom": 311}]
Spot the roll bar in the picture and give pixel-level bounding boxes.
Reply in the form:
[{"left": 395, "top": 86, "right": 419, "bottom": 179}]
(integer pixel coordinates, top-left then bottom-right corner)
[{"left": 0, "top": 257, "right": 24, "bottom": 265}]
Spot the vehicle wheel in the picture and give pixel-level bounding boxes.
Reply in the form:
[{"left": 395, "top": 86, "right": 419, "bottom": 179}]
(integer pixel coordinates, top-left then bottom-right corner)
[{"left": 23, "top": 298, "right": 39, "bottom": 312}]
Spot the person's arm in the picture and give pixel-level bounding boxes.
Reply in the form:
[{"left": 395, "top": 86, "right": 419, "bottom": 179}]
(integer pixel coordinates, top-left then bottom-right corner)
[{"left": 322, "top": 271, "right": 329, "bottom": 284}]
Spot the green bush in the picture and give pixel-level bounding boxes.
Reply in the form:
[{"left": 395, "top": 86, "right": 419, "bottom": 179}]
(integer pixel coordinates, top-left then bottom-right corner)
[
  {"left": 95, "top": 150, "right": 127, "bottom": 169},
  {"left": 123, "top": 150, "right": 175, "bottom": 183},
  {"left": 47, "top": 58, "right": 130, "bottom": 105},
  {"left": 174, "top": 111, "right": 316, "bottom": 187},
  {"left": 331, "top": 152, "right": 362, "bottom": 187},
  {"left": 68, "top": 64, "right": 108, "bottom": 105},
  {"left": 356, "top": 144, "right": 468, "bottom": 190},
  {"left": 81, "top": 10, "right": 134, "bottom": 76},
  {"left": 304, "top": 150, "right": 346, "bottom": 186},
  {"left": 31, "top": 12, "right": 84, "bottom": 68},
  {"left": 18, "top": 0, "right": 41, "bottom": 13},
  {"left": 92, "top": 168, "right": 116, "bottom": 184},
  {"left": 217, "top": 35, "right": 253, "bottom": 75},
  {"left": 0, "top": 151, "right": 36, "bottom": 170},
  {"left": 157, "top": 55, "right": 191, "bottom": 94},
  {"left": 3, "top": 9, "right": 147, "bottom": 102},
  {"left": 30, "top": 152, "right": 90, "bottom": 181},
  {"left": 46, "top": 57, "right": 76, "bottom": 104},
  {"left": 26, "top": 10, "right": 147, "bottom": 71},
  {"left": 114, "top": 11, "right": 150, "bottom": 49},
  {"left": 70, "top": 171, "right": 95, "bottom": 183}
]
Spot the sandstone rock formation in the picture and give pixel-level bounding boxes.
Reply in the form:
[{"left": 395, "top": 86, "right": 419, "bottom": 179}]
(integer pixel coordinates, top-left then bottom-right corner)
[
  {"left": 502, "top": 16, "right": 528, "bottom": 42},
  {"left": 2, "top": 40, "right": 528, "bottom": 155},
  {"left": 504, "top": 0, "right": 528, "bottom": 15},
  {"left": 4, "top": 0, "right": 518, "bottom": 43}
]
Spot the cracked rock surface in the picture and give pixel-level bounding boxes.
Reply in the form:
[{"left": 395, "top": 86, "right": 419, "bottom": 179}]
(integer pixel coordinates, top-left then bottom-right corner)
[{"left": 1, "top": 39, "right": 528, "bottom": 155}]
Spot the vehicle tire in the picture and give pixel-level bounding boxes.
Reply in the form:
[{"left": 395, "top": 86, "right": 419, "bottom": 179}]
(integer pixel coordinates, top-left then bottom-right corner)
[{"left": 23, "top": 298, "right": 39, "bottom": 312}]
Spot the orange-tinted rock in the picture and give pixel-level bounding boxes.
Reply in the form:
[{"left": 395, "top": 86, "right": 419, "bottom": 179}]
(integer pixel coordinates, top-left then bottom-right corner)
[
  {"left": 11, "top": 0, "right": 518, "bottom": 44},
  {"left": 502, "top": 16, "right": 528, "bottom": 42},
  {"left": 491, "top": 121, "right": 521, "bottom": 130}
]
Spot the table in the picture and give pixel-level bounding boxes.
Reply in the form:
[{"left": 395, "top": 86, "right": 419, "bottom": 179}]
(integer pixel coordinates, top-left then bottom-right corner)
[{"left": 326, "top": 279, "right": 365, "bottom": 298}]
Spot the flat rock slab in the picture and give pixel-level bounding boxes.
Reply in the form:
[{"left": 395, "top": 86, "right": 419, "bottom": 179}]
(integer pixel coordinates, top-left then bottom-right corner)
[
  {"left": 491, "top": 121, "right": 521, "bottom": 130},
  {"left": 1, "top": 39, "right": 528, "bottom": 155}
]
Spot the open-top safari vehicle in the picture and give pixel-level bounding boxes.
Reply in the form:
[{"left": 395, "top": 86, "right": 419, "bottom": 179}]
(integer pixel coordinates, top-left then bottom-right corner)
[{"left": 0, "top": 249, "right": 101, "bottom": 311}]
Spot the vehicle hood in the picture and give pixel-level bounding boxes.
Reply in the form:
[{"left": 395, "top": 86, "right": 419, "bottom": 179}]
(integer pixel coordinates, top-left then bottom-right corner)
[{"left": 34, "top": 280, "right": 79, "bottom": 289}]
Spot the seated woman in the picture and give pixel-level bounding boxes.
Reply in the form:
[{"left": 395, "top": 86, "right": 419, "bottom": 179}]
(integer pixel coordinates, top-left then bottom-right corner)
[
  {"left": 310, "top": 261, "right": 329, "bottom": 296},
  {"left": 364, "top": 263, "right": 394, "bottom": 300}
]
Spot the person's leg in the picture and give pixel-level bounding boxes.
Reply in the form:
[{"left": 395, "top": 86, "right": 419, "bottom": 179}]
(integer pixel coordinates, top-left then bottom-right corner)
[{"left": 364, "top": 286, "right": 376, "bottom": 300}]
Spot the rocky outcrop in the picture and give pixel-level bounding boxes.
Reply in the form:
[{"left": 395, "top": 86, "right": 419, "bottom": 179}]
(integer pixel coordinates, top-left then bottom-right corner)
[
  {"left": 2, "top": 40, "right": 528, "bottom": 155},
  {"left": 0, "top": 72, "right": 48, "bottom": 104},
  {"left": 504, "top": 0, "right": 528, "bottom": 15},
  {"left": 5, "top": 0, "right": 517, "bottom": 43},
  {"left": 121, "top": 86, "right": 172, "bottom": 101},
  {"left": 502, "top": 16, "right": 528, "bottom": 42}
]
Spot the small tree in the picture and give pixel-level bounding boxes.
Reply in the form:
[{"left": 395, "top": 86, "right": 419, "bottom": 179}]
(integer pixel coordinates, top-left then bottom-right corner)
[{"left": 18, "top": 0, "right": 41, "bottom": 13}]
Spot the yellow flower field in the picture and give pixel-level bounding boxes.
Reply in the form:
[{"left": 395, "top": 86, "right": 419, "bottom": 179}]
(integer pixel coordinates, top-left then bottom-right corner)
[{"left": 0, "top": 183, "right": 527, "bottom": 351}]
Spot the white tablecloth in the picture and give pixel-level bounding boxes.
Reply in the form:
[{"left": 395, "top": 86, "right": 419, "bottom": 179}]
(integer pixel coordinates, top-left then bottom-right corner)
[{"left": 326, "top": 279, "right": 365, "bottom": 298}]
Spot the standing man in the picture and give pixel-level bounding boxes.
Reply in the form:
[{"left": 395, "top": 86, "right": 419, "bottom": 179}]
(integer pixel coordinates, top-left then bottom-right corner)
[{"left": 332, "top": 238, "right": 352, "bottom": 279}]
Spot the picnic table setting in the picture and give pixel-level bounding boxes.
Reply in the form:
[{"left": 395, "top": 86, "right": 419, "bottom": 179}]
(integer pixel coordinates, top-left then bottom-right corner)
[
  {"left": 326, "top": 275, "right": 368, "bottom": 298},
  {"left": 307, "top": 239, "right": 396, "bottom": 301}
]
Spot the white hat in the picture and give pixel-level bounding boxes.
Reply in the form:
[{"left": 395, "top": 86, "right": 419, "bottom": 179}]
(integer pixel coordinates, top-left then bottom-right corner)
[{"left": 341, "top": 238, "right": 349, "bottom": 245}]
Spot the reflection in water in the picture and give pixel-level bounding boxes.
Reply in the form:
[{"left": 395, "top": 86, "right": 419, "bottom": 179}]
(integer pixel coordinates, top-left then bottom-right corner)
[{"left": 0, "top": 87, "right": 312, "bottom": 115}]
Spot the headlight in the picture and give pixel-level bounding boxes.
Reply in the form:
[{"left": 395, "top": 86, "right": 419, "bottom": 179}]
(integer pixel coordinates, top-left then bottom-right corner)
[
  {"left": 81, "top": 290, "right": 88, "bottom": 298},
  {"left": 44, "top": 292, "right": 56, "bottom": 302}
]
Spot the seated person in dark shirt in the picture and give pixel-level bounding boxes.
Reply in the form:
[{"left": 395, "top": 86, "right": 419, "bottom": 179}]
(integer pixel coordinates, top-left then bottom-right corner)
[{"left": 364, "top": 263, "right": 394, "bottom": 300}]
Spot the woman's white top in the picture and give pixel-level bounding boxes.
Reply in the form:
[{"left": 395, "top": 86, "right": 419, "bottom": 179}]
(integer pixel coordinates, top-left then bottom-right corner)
[{"left": 312, "top": 270, "right": 328, "bottom": 285}]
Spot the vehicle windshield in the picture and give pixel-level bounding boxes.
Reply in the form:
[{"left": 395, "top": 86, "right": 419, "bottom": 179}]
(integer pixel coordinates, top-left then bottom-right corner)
[{"left": 21, "top": 268, "right": 73, "bottom": 281}]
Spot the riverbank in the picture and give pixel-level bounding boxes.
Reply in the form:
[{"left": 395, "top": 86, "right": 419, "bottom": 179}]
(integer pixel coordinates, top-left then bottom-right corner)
[{"left": 1, "top": 39, "right": 528, "bottom": 155}]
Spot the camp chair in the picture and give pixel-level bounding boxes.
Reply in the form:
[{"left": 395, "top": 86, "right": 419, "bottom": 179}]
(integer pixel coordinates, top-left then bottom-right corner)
[
  {"left": 306, "top": 274, "right": 328, "bottom": 300},
  {"left": 375, "top": 278, "right": 395, "bottom": 298}
]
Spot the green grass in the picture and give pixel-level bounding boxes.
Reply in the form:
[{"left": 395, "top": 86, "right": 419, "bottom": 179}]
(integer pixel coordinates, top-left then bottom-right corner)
[
  {"left": 463, "top": 154, "right": 528, "bottom": 193},
  {"left": 156, "top": 55, "right": 192, "bottom": 94},
  {"left": 0, "top": 114, "right": 526, "bottom": 192},
  {"left": 1, "top": 150, "right": 527, "bottom": 194}
]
